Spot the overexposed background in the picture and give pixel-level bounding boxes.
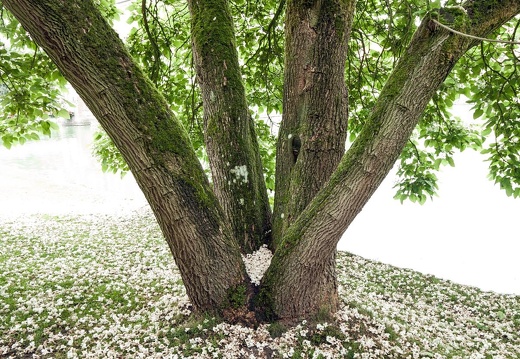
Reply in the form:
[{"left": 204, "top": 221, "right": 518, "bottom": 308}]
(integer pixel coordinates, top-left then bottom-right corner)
[
  {"left": 1, "top": 114, "right": 519, "bottom": 295},
  {"left": 341, "top": 148, "right": 520, "bottom": 295},
  {"left": 1, "top": 10, "right": 518, "bottom": 295},
  {"left": 341, "top": 102, "right": 520, "bottom": 295}
]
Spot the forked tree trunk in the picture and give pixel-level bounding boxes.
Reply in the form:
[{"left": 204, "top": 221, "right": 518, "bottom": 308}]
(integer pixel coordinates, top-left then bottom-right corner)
[
  {"left": 4, "top": 0, "right": 520, "bottom": 322},
  {"left": 263, "top": 0, "right": 356, "bottom": 321},
  {"left": 261, "top": 1, "right": 520, "bottom": 319},
  {"left": 273, "top": 0, "right": 355, "bottom": 246}
]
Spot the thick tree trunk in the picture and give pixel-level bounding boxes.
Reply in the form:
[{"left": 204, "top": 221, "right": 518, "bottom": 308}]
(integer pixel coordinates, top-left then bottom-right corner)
[
  {"left": 263, "top": 1, "right": 520, "bottom": 319},
  {"left": 272, "top": 0, "right": 356, "bottom": 246},
  {"left": 5, "top": 0, "right": 520, "bottom": 323},
  {"left": 189, "top": 0, "right": 272, "bottom": 254},
  {"left": 266, "top": 0, "right": 356, "bottom": 320},
  {"left": 2, "top": 0, "right": 247, "bottom": 312}
]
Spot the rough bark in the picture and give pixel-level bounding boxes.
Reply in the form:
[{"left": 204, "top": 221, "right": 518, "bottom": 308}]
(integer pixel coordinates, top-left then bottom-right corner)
[
  {"left": 189, "top": 0, "right": 272, "bottom": 253},
  {"left": 272, "top": 0, "right": 356, "bottom": 246},
  {"left": 5, "top": 0, "right": 520, "bottom": 323},
  {"left": 263, "top": 0, "right": 520, "bottom": 319},
  {"left": 2, "top": 0, "right": 247, "bottom": 312}
]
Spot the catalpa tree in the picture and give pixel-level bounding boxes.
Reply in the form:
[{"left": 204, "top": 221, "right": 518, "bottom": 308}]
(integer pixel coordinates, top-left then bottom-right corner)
[{"left": 1, "top": 0, "right": 520, "bottom": 322}]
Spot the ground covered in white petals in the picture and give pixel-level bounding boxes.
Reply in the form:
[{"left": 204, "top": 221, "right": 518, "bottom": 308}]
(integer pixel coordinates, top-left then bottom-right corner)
[{"left": 1, "top": 209, "right": 519, "bottom": 358}]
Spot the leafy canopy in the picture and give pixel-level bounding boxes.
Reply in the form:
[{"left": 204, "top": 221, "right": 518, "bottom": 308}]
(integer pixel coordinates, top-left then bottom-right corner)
[{"left": 1, "top": 0, "right": 520, "bottom": 201}]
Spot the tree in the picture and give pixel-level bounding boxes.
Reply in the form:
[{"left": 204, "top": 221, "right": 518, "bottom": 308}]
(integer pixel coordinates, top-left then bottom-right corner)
[{"left": 1, "top": 0, "right": 520, "bottom": 322}]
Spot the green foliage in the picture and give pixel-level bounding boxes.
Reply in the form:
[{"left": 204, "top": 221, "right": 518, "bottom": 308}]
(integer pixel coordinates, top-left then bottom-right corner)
[
  {"left": 125, "top": 0, "right": 197, "bottom": 122},
  {"left": 393, "top": 140, "right": 441, "bottom": 205},
  {"left": 267, "top": 321, "right": 287, "bottom": 338},
  {"left": 166, "top": 315, "right": 223, "bottom": 351},
  {"left": 346, "top": 0, "right": 490, "bottom": 203},
  {"left": 460, "top": 22, "right": 520, "bottom": 198},
  {"left": 0, "top": 1, "right": 120, "bottom": 150},
  {"left": 347, "top": 0, "right": 437, "bottom": 203},
  {"left": 90, "top": 1, "right": 203, "bottom": 177},
  {"left": 0, "top": 13, "right": 66, "bottom": 148},
  {"left": 255, "top": 117, "right": 277, "bottom": 198},
  {"left": 91, "top": 129, "right": 130, "bottom": 177},
  {"left": 353, "top": 0, "right": 520, "bottom": 202},
  {"left": 93, "top": 0, "right": 121, "bottom": 25},
  {"left": 225, "top": 283, "right": 247, "bottom": 309},
  {"left": 232, "top": 0, "right": 285, "bottom": 116},
  {"left": 393, "top": 90, "right": 484, "bottom": 204},
  {"left": 309, "top": 324, "right": 345, "bottom": 346},
  {"left": 347, "top": 0, "right": 426, "bottom": 140},
  {"left": 92, "top": 0, "right": 280, "bottom": 188}
]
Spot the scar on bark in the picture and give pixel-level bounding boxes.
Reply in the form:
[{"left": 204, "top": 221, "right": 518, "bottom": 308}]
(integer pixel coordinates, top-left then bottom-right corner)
[{"left": 290, "top": 135, "right": 301, "bottom": 163}]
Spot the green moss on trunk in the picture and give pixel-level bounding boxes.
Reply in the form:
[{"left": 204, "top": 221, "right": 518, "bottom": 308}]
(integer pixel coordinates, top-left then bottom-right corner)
[
  {"left": 226, "top": 283, "right": 247, "bottom": 309},
  {"left": 189, "top": 0, "right": 272, "bottom": 254}
]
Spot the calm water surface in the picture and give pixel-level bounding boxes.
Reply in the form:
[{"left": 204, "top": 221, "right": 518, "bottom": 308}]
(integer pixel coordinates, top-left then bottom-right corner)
[{"left": 0, "top": 123, "right": 146, "bottom": 215}]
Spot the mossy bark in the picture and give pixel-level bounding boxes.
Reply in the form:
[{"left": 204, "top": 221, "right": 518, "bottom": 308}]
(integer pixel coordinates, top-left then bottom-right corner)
[
  {"left": 5, "top": 0, "right": 520, "bottom": 322},
  {"left": 3, "top": 0, "right": 247, "bottom": 312},
  {"left": 272, "top": 0, "right": 356, "bottom": 246},
  {"left": 189, "top": 0, "right": 272, "bottom": 254},
  {"left": 261, "top": 1, "right": 520, "bottom": 319}
]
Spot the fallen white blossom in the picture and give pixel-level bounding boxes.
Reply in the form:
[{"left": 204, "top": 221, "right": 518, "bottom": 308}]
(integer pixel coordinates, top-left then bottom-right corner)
[
  {"left": 1, "top": 209, "right": 519, "bottom": 358},
  {"left": 241, "top": 245, "right": 273, "bottom": 285}
]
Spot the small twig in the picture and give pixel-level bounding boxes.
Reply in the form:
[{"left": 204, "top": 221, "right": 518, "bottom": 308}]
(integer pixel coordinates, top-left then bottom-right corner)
[{"left": 141, "top": 0, "right": 162, "bottom": 83}]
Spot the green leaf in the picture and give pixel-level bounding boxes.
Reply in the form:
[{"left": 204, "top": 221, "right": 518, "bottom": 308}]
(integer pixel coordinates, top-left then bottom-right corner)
[
  {"left": 57, "top": 109, "right": 70, "bottom": 119},
  {"left": 473, "top": 108, "right": 483, "bottom": 119},
  {"left": 3, "top": 142, "right": 12, "bottom": 149},
  {"left": 40, "top": 121, "right": 50, "bottom": 132},
  {"left": 497, "top": 311, "right": 506, "bottom": 320},
  {"left": 481, "top": 127, "right": 492, "bottom": 136}
]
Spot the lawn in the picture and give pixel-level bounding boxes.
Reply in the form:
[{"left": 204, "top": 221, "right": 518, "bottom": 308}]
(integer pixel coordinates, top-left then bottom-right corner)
[{"left": 1, "top": 209, "right": 519, "bottom": 358}]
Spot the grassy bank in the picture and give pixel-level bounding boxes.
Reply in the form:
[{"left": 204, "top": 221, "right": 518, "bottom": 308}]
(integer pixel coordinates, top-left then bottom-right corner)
[{"left": 0, "top": 210, "right": 518, "bottom": 358}]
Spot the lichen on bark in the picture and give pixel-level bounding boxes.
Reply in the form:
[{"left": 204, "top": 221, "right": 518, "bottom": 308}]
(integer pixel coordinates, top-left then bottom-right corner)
[
  {"left": 5, "top": 0, "right": 520, "bottom": 323},
  {"left": 189, "top": 0, "right": 272, "bottom": 254}
]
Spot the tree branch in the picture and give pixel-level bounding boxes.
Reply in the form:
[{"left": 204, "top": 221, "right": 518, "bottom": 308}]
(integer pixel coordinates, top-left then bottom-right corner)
[
  {"left": 188, "top": 0, "right": 272, "bottom": 253},
  {"left": 2, "top": 0, "right": 246, "bottom": 312},
  {"left": 264, "top": 0, "right": 520, "bottom": 319},
  {"left": 140, "top": 0, "right": 162, "bottom": 83},
  {"left": 432, "top": 19, "right": 520, "bottom": 44}
]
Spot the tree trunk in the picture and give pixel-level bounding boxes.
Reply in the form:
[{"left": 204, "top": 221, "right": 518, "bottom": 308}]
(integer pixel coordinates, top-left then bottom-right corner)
[
  {"left": 189, "top": 0, "right": 272, "bottom": 254},
  {"left": 2, "top": 0, "right": 247, "bottom": 312},
  {"left": 272, "top": 0, "right": 356, "bottom": 246},
  {"left": 4, "top": 0, "right": 520, "bottom": 322},
  {"left": 263, "top": 1, "right": 520, "bottom": 319}
]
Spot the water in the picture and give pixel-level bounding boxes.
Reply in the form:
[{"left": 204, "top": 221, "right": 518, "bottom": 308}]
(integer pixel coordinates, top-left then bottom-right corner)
[{"left": 0, "top": 123, "right": 147, "bottom": 216}]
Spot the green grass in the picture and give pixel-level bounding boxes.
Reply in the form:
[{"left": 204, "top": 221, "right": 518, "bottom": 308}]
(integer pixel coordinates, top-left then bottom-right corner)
[{"left": 0, "top": 210, "right": 519, "bottom": 358}]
